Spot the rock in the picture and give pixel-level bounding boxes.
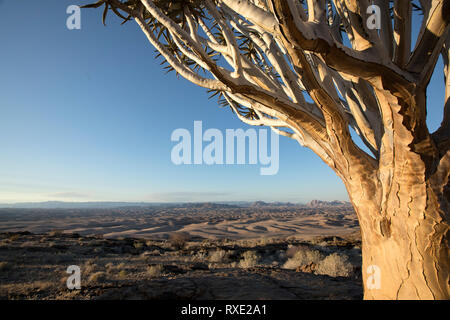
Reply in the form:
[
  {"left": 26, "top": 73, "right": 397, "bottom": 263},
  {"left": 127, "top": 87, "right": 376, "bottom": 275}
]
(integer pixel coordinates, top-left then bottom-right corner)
[{"left": 296, "top": 262, "right": 317, "bottom": 273}]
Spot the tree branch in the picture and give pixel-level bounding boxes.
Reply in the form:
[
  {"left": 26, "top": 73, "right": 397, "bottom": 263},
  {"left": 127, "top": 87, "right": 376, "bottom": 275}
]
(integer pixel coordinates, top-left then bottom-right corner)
[
  {"left": 408, "top": 0, "right": 450, "bottom": 86},
  {"left": 393, "top": 0, "right": 412, "bottom": 68}
]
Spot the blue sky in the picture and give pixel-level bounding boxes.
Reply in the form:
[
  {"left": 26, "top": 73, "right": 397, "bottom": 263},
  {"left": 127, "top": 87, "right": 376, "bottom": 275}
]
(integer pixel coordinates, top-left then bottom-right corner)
[{"left": 0, "top": 1, "right": 445, "bottom": 203}]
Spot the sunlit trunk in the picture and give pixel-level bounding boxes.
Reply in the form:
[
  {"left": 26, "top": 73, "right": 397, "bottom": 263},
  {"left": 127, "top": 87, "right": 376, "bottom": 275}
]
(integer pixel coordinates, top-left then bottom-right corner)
[{"left": 346, "top": 171, "right": 449, "bottom": 299}]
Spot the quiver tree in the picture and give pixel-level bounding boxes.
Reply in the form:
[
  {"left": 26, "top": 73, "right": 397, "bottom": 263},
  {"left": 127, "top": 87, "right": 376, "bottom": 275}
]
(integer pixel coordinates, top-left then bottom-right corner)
[{"left": 82, "top": 0, "right": 450, "bottom": 299}]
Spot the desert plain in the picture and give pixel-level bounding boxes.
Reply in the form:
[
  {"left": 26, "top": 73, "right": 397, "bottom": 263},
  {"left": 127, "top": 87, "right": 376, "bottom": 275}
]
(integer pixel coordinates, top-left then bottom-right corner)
[{"left": 0, "top": 201, "right": 363, "bottom": 299}]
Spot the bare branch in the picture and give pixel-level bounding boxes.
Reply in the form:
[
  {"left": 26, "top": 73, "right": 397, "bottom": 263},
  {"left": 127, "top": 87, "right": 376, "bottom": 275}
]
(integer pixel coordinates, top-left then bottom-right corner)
[
  {"left": 408, "top": 0, "right": 450, "bottom": 86},
  {"left": 393, "top": 0, "right": 412, "bottom": 67}
]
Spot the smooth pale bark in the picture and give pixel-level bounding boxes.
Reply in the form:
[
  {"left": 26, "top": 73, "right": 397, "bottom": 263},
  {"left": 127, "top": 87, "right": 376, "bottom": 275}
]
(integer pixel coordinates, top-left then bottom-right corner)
[
  {"left": 288, "top": 103, "right": 450, "bottom": 299},
  {"left": 346, "top": 173, "right": 449, "bottom": 299}
]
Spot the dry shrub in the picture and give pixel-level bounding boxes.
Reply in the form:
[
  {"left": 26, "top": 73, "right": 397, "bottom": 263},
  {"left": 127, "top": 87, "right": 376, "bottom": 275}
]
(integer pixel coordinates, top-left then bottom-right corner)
[
  {"left": 208, "top": 249, "right": 228, "bottom": 263},
  {"left": 147, "top": 264, "right": 163, "bottom": 277},
  {"left": 192, "top": 251, "right": 207, "bottom": 262},
  {"left": 48, "top": 230, "right": 63, "bottom": 237},
  {"left": 133, "top": 241, "right": 144, "bottom": 249},
  {"left": 169, "top": 232, "right": 190, "bottom": 250},
  {"left": 82, "top": 260, "right": 97, "bottom": 275},
  {"left": 105, "top": 262, "right": 115, "bottom": 272},
  {"left": 315, "top": 253, "right": 354, "bottom": 277},
  {"left": 118, "top": 270, "right": 128, "bottom": 279},
  {"left": 88, "top": 271, "right": 106, "bottom": 283},
  {"left": 8, "top": 234, "right": 20, "bottom": 241},
  {"left": 141, "top": 249, "right": 161, "bottom": 258},
  {"left": 283, "top": 246, "right": 324, "bottom": 270},
  {"left": 239, "top": 251, "right": 260, "bottom": 268},
  {"left": 116, "top": 262, "right": 127, "bottom": 269},
  {"left": 20, "top": 241, "right": 35, "bottom": 248}
]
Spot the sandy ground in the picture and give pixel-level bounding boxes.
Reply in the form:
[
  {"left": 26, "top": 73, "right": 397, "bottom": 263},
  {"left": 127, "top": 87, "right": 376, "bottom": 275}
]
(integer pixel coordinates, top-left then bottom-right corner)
[
  {"left": 0, "top": 231, "right": 362, "bottom": 300},
  {"left": 0, "top": 205, "right": 358, "bottom": 241},
  {"left": 0, "top": 205, "right": 363, "bottom": 300}
]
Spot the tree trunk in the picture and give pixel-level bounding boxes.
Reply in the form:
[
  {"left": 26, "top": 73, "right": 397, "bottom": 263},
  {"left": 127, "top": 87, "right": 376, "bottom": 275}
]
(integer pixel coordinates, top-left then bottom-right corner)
[{"left": 346, "top": 174, "right": 449, "bottom": 299}]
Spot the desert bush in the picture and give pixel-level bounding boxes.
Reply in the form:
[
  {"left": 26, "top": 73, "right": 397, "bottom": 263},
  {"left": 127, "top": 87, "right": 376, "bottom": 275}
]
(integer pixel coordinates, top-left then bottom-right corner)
[
  {"left": 133, "top": 241, "right": 144, "bottom": 249},
  {"left": 208, "top": 249, "right": 228, "bottom": 263},
  {"left": 147, "top": 264, "right": 163, "bottom": 277},
  {"left": 283, "top": 247, "right": 324, "bottom": 270},
  {"left": 105, "top": 262, "right": 128, "bottom": 273},
  {"left": 116, "top": 262, "right": 127, "bottom": 269},
  {"left": 145, "top": 240, "right": 157, "bottom": 247},
  {"left": 8, "top": 234, "right": 20, "bottom": 241},
  {"left": 105, "top": 262, "right": 115, "bottom": 272},
  {"left": 239, "top": 251, "right": 260, "bottom": 268},
  {"left": 39, "top": 237, "right": 48, "bottom": 243},
  {"left": 19, "top": 241, "right": 35, "bottom": 248},
  {"left": 88, "top": 271, "right": 106, "bottom": 283},
  {"left": 48, "top": 230, "right": 63, "bottom": 237},
  {"left": 315, "top": 253, "right": 354, "bottom": 277},
  {"left": 169, "top": 232, "right": 190, "bottom": 250},
  {"left": 192, "top": 251, "right": 207, "bottom": 262},
  {"left": 286, "top": 244, "right": 307, "bottom": 257},
  {"left": 118, "top": 270, "right": 128, "bottom": 279},
  {"left": 82, "top": 260, "right": 97, "bottom": 275},
  {"left": 141, "top": 249, "right": 161, "bottom": 258},
  {"left": 200, "top": 239, "right": 213, "bottom": 248}
]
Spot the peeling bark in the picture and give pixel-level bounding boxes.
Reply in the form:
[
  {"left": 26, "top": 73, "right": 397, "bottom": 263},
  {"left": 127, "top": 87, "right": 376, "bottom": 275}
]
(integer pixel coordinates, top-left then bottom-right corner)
[{"left": 347, "top": 176, "right": 449, "bottom": 300}]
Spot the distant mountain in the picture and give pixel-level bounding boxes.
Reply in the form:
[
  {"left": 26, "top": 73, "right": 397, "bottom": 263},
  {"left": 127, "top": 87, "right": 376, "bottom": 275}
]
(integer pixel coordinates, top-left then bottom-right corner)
[
  {"left": 0, "top": 201, "right": 241, "bottom": 210},
  {"left": 250, "top": 201, "right": 297, "bottom": 207},
  {"left": 306, "top": 200, "right": 351, "bottom": 208},
  {"left": 0, "top": 201, "right": 162, "bottom": 209},
  {"left": 251, "top": 201, "right": 269, "bottom": 207},
  {"left": 0, "top": 200, "right": 349, "bottom": 209},
  {"left": 173, "top": 202, "right": 240, "bottom": 209}
]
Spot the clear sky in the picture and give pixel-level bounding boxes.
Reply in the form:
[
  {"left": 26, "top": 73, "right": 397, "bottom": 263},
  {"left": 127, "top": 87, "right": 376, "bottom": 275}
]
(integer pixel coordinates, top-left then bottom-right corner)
[{"left": 0, "top": 1, "right": 445, "bottom": 203}]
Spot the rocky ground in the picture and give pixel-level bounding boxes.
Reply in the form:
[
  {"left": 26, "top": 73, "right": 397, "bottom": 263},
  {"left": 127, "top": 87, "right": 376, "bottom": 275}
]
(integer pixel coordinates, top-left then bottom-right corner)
[{"left": 0, "top": 231, "right": 362, "bottom": 300}]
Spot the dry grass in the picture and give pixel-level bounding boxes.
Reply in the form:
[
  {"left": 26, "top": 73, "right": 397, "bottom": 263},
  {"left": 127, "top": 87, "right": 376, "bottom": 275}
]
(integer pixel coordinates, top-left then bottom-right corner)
[
  {"left": 8, "top": 234, "right": 20, "bottom": 241},
  {"left": 168, "top": 232, "right": 190, "bottom": 250},
  {"left": 0, "top": 231, "right": 361, "bottom": 299},
  {"left": 208, "top": 249, "right": 228, "bottom": 263},
  {"left": 82, "top": 260, "right": 97, "bottom": 275},
  {"left": 147, "top": 264, "right": 163, "bottom": 277},
  {"left": 239, "top": 251, "right": 260, "bottom": 268},
  {"left": 316, "top": 253, "right": 354, "bottom": 277},
  {"left": 48, "top": 230, "right": 64, "bottom": 237},
  {"left": 283, "top": 246, "right": 324, "bottom": 270},
  {"left": 133, "top": 241, "right": 144, "bottom": 249},
  {"left": 88, "top": 271, "right": 106, "bottom": 283},
  {"left": 118, "top": 270, "right": 128, "bottom": 279}
]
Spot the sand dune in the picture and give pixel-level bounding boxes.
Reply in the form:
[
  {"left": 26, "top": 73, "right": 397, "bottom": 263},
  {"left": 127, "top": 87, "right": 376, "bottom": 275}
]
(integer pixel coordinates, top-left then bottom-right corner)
[{"left": 0, "top": 205, "right": 358, "bottom": 240}]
